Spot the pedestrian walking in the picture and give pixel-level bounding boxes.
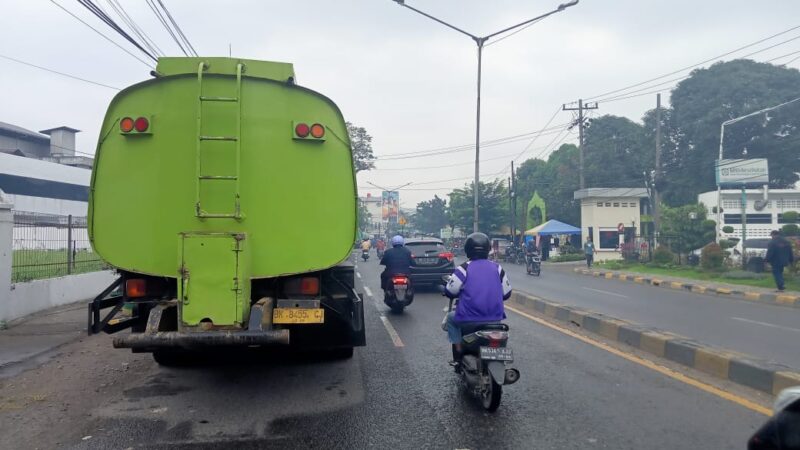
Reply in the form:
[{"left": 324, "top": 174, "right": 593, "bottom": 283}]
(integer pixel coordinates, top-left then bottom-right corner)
[
  {"left": 583, "top": 236, "right": 595, "bottom": 268},
  {"left": 765, "top": 230, "right": 794, "bottom": 292}
]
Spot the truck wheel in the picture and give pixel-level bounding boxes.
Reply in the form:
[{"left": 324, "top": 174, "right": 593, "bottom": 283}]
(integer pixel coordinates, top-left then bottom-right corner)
[{"left": 152, "top": 350, "right": 190, "bottom": 366}]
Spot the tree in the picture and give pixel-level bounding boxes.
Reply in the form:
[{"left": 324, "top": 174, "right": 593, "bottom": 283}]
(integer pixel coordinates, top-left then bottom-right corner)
[
  {"left": 413, "top": 195, "right": 448, "bottom": 235},
  {"left": 659, "top": 203, "right": 716, "bottom": 255},
  {"left": 357, "top": 201, "right": 371, "bottom": 235},
  {"left": 661, "top": 60, "right": 800, "bottom": 205},
  {"left": 448, "top": 180, "right": 508, "bottom": 233},
  {"left": 584, "top": 115, "right": 651, "bottom": 188},
  {"left": 514, "top": 144, "right": 581, "bottom": 228},
  {"left": 346, "top": 122, "right": 375, "bottom": 172}
]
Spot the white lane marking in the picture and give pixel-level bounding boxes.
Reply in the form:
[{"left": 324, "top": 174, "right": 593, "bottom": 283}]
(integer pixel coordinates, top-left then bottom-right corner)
[
  {"left": 356, "top": 272, "right": 361, "bottom": 279},
  {"left": 731, "top": 317, "right": 800, "bottom": 333},
  {"left": 380, "top": 316, "right": 405, "bottom": 347},
  {"left": 582, "top": 287, "right": 629, "bottom": 299},
  {"left": 362, "top": 284, "right": 404, "bottom": 347}
]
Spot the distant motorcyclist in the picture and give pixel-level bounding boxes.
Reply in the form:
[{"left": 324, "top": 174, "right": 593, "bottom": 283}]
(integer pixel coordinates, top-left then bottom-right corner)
[
  {"left": 376, "top": 238, "right": 386, "bottom": 256},
  {"left": 360, "top": 238, "right": 371, "bottom": 252},
  {"left": 380, "top": 235, "right": 413, "bottom": 290},
  {"left": 444, "top": 232, "right": 512, "bottom": 363}
]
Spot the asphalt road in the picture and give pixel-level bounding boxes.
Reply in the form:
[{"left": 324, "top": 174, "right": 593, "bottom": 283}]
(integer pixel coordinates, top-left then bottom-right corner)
[
  {"left": 0, "top": 257, "right": 767, "bottom": 449},
  {"left": 504, "top": 260, "right": 800, "bottom": 369}
]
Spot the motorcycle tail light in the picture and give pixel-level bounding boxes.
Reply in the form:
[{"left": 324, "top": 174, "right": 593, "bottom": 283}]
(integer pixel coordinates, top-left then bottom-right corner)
[
  {"left": 392, "top": 276, "right": 408, "bottom": 285},
  {"left": 476, "top": 330, "right": 508, "bottom": 342}
]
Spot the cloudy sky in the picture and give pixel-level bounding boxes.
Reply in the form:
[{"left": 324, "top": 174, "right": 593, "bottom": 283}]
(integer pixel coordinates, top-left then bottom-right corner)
[{"left": 2, "top": 1, "right": 799, "bottom": 207}]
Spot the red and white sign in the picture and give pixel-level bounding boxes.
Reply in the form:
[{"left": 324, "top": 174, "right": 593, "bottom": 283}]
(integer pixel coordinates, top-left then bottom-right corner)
[{"left": 617, "top": 223, "right": 625, "bottom": 233}]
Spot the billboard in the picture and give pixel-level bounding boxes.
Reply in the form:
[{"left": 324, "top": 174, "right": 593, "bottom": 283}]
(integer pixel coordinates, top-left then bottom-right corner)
[
  {"left": 381, "top": 191, "right": 399, "bottom": 221},
  {"left": 715, "top": 159, "right": 769, "bottom": 188}
]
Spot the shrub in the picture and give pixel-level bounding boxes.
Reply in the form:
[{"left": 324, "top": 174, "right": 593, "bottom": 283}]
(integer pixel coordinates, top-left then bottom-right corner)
[
  {"left": 700, "top": 242, "right": 724, "bottom": 271},
  {"left": 781, "top": 224, "right": 800, "bottom": 237},
  {"left": 722, "top": 270, "right": 767, "bottom": 280},
  {"left": 718, "top": 239, "right": 737, "bottom": 250},
  {"left": 549, "top": 254, "right": 585, "bottom": 263},
  {"left": 722, "top": 225, "right": 735, "bottom": 234},
  {"left": 653, "top": 246, "right": 674, "bottom": 265},
  {"left": 782, "top": 211, "right": 798, "bottom": 224}
]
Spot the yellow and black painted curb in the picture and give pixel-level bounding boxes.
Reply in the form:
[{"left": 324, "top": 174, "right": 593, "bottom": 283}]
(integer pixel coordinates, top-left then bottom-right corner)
[
  {"left": 573, "top": 267, "right": 800, "bottom": 309},
  {"left": 510, "top": 291, "right": 800, "bottom": 396}
]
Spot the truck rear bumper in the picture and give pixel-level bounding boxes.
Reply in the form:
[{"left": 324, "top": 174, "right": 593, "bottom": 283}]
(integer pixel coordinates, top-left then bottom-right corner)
[{"left": 113, "top": 329, "right": 290, "bottom": 349}]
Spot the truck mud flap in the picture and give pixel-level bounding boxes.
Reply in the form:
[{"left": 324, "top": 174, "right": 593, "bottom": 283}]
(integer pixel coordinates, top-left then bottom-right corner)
[{"left": 113, "top": 329, "right": 290, "bottom": 349}]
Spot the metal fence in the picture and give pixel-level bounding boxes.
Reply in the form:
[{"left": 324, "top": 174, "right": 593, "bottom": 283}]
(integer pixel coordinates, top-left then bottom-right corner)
[{"left": 11, "top": 211, "right": 107, "bottom": 282}]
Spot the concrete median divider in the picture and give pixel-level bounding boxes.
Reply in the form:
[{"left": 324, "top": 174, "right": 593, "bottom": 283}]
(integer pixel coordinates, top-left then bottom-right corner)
[
  {"left": 573, "top": 267, "right": 800, "bottom": 309},
  {"left": 509, "top": 290, "right": 800, "bottom": 396}
]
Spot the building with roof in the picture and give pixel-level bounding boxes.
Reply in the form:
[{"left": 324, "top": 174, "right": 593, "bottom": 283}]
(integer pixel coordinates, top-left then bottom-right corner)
[
  {"left": 0, "top": 121, "right": 92, "bottom": 169},
  {"left": 574, "top": 188, "right": 650, "bottom": 261},
  {"left": 698, "top": 188, "right": 800, "bottom": 240}
]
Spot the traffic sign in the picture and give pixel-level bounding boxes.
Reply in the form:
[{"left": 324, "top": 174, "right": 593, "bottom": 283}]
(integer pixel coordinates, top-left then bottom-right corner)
[{"left": 617, "top": 223, "right": 625, "bottom": 233}]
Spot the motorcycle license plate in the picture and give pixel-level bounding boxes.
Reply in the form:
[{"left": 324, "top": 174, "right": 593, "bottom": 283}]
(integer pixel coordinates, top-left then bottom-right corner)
[
  {"left": 273, "top": 308, "right": 325, "bottom": 324},
  {"left": 480, "top": 346, "right": 513, "bottom": 361}
]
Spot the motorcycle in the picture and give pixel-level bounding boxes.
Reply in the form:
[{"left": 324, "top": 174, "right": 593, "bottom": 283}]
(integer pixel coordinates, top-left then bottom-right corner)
[
  {"left": 525, "top": 251, "right": 541, "bottom": 276},
  {"left": 748, "top": 386, "right": 800, "bottom": 449},
  {"left": 440, "top": 281, "right": 520, "bottom": 412},
  {"left": 361, "top": 249, "right": 369, "bottom": 262},
  {"left": 376, "top": 248, "right": 385, "bottom": 259},
  {"left": 384, "top": 274, "right": 414, "bottom": 313}
]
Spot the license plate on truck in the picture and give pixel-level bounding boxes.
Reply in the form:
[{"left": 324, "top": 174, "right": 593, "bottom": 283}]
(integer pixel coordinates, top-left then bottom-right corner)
[
  {"left": 480, "top": 346, "right": 513, "bottom": 361},
  {"left": 273, "top": 308, "right": 325, "bottom": 324}
]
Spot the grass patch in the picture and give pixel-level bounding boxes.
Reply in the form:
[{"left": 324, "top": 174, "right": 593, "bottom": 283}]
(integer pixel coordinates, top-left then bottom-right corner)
[
  {"left": 12, "top": 249, "right": 107, "bottom": 282},
  {"left": 596, "top": 261, "right": 799, "bottom": 292},
  {"left": 549, "top": 254, "right": 586, "bottom": 263}
]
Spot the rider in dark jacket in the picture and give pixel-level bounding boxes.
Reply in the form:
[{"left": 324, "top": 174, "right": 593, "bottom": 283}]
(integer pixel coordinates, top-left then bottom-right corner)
[{"left": 380, "top": 235, "right": 413, "bottom": 290}]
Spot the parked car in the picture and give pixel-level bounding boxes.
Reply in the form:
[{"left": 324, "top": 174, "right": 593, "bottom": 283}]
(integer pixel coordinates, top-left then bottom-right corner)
[{"left": 405, "top": 238, "right": 455, "bottom": 287}]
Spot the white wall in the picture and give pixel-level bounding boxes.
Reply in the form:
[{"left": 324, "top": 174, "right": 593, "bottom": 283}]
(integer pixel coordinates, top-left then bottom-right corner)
[
  {"left": 2, "top": 270, "right": 117, "bottom": 322},
  {"left": 580, "top": 197, "right": 642, "bottom": 261}
]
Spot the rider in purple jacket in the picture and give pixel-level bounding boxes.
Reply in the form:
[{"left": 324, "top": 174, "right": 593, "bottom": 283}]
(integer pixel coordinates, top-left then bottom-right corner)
[{"left": 444, "top": 232, "right": 512, "bottom": 362}]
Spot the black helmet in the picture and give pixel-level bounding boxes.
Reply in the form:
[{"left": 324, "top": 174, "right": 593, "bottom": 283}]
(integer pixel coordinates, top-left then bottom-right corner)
[{"left": 464, "top": 232, "right": 490, "bottom": 260}]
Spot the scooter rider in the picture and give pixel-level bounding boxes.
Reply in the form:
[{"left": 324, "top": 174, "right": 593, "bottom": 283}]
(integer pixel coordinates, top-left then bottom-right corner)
[
  {"left": 444, "top": 232, "right": 512, "bottom": 363},
  {"left": 380, "top": 235, "right": 413, "bottom": 290}
]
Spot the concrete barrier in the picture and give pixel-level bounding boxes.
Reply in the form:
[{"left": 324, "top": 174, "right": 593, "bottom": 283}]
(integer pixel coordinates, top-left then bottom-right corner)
[
  {"left": 573, "top": 267, "right": 800, "bottom": 309},
  {"left": 510, "top": 290, "right": 800, "bottom": 396},
  {"left": 2, "top": 270, "right": 116, "bottom": 322}
]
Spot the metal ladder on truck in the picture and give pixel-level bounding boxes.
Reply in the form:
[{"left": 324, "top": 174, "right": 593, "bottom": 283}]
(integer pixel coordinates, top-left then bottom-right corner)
[{"left": 195, "top": 61, "right": 244, "bottom": 219}]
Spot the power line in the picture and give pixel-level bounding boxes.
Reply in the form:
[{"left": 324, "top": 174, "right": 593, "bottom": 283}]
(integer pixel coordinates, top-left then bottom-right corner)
[
  {"left": 146, "top": 0, "right": 188, "bottom": 56},
  {"left": 156, "top": 0, "right": 198, "bottom": 56},
  {"left": 583, "top": 24, "right": 800, "bottom": 102},
  {"left": 105, "top": 0, "right": 165, "bottom": 57},
  {"left": 75, "top": 0, "right": 158, "bottom": 62},
  {"left": 0, "top": 54, "right": 120, "bottom": 90},
  {"left": 50, "top": 0, "right": 155, "bottom": 68}
]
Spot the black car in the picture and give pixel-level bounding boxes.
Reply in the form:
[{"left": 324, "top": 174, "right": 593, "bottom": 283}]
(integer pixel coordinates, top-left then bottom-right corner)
[{"left": 405, "top": 238, "right": 455, "bottom": 287}]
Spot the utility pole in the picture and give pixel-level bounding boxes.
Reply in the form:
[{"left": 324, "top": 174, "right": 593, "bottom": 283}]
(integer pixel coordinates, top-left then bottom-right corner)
[
  {"left": 653, "top": 93, "right": 661, "bottom": 245},
  {"left": 508, "top": 176, "right": 513, "bottom": 240},
  {"left": 511, "top": 160, "right": 517, "bottom": 242},
  {"left": 563, "top": 99, "right": 598, "bottom": 189}
]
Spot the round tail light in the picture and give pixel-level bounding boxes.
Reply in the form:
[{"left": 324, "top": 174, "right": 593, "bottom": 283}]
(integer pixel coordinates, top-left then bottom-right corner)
[
  {"left": 134, "top": 117, "right": 149, "bottom": 132},
  {"left": 295, "top": 123, "right": 310, "bottom": 138},
  {"left": 120, "top": 117, "right": 134, "bottom": 133},
  {"left": 310, "top": 123, "right": 325, "bottom": 138}
]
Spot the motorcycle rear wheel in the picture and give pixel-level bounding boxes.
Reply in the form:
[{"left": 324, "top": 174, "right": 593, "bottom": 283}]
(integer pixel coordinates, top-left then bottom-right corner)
[{"left": 482, "top": 378, "right": 503, "bottom": 412}]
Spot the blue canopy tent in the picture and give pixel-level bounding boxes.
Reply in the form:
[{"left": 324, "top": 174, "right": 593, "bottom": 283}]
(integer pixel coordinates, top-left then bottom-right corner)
[{"left": 524, "top": 219, "right": 581, "bottom": 236}]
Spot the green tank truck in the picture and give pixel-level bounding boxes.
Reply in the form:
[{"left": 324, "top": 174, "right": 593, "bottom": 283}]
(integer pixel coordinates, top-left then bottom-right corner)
[{"left": 87, "top": 57, "right": 364, "bottom": 364}]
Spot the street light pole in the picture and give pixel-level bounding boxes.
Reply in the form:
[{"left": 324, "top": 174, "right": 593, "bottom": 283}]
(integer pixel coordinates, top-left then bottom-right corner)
[
  {"left": 393, "top": 0, "right": 579, "bottom": 233},
  {"left": 715, "top": 95, "right": 800, "bottom": 242}
]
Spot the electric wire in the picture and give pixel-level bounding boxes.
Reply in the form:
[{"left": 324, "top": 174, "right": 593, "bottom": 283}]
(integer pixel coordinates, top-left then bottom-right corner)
[
  {"left": 106, "top": 0, "right": 165, "bottom": 57},
  {"left": 146, "top": 0, "right": 188, "bottom": 56},
  {"left": 50, "top": 0, "right": 155, "bottom": 68},
  {"left": 156, "top": 0, "right": 198, "bottom": 56},
  {"left": 582, "top": 24, "right": 800, "bottom": 102},
  {"left": 0, "top": 54, "right": 120, "bottom": 90},
  {"left": 75, "top": 0, "right": 158, "bottom": 62}
]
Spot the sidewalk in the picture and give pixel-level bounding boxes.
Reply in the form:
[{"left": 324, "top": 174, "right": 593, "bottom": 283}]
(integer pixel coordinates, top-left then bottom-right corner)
[
  {"left": 0, "top": 301, "right": 87, "bottom": 378},
  {"left": 573, "top": 267, "right": 800, "bottom": 308}
]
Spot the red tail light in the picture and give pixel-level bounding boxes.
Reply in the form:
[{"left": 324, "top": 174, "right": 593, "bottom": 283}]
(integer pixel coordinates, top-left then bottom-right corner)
[
  {"left": 392, "top": 276, "right": 408, "bottom": 285},
  {"left": 126, "top": 279, "right": 146, "bottom": 298},
  {"left": 285, "top": 276, "right": 320, "bottom": 296},
  {"left": 439, "top": 252, "right": 454, "bottom": 262},
  {"left": 295, "top": 123, "right": 310, "bottom": 138},
  {"left": 134, "top": 117, "right": 149, "bottom": 132}
]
